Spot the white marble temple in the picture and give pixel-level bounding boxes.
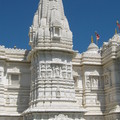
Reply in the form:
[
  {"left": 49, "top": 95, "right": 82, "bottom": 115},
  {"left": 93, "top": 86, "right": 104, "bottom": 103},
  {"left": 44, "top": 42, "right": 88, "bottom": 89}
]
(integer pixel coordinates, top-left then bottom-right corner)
[{"left": 0, "top": 0, "right": 120, "bottom": 120}]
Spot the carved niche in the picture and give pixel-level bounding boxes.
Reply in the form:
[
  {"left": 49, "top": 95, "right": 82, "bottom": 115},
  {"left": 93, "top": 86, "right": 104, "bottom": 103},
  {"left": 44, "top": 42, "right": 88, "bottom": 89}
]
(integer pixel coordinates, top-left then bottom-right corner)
[
  {"left": 86, "top": 76, "right": 91, "bottom": 89},
  {"left": 91, "top": 76, "right": 99, "bottom": 88},
  {"left": 56, "top": 87, "right": 61, "bottom": 98},
  {"left": 54, "top": 65, "right": 60, "bottom": 77},
  {"left": 104, "top": 72, "right": 111, "bottom": 87},
  {"left": 86, "top": 75, "right": 100, "bottom": 89}
]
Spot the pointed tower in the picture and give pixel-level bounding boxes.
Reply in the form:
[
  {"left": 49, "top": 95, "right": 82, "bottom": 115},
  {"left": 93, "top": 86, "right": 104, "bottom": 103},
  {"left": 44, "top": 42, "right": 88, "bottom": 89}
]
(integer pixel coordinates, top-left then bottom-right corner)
[
  {"left": 23, "top": 0, "right": 86, "bottom": 119},
  {"left": 29, "top": 0, "right": 73, "bottom": 51}
]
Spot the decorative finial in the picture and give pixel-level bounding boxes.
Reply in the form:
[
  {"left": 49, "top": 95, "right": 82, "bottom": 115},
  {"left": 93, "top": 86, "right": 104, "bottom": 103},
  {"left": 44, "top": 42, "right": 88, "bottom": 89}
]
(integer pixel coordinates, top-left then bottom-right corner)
[
  {"left": 14, "top": 46, "right": 16, "bottom": 49},
  {"left": 91, "top": 36, "right": 94, "bottom": 43},
  {"left": 115, "top": 28, "right": 117, "bottom": 35}
]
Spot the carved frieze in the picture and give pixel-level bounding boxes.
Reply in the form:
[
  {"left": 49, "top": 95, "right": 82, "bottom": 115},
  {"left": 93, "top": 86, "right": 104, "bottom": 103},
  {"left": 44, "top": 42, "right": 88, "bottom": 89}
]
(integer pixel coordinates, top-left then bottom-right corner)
[
  {"left": 41, "top": 71, "right": 46, "bottom": 78},
  {"left": 67, "top": 72, "right": 71, "bottom": 79},
  {"left": 47, "top": 71, "right": 52, "bottom": 78},
  {"left": 62, "top": 72, "right": 66, "bottom": 79},
  {"left": 41, "top": 64, "right": 46, "bottom": 70},
  {"left": 35, "top": 63, "right": 72, "bottom": 79},
  {"left": 85, "top": 75, "right": 100, "bottom": 89},
  {"left": 62, "top": 65, "right": 66, "bottom": 70}
]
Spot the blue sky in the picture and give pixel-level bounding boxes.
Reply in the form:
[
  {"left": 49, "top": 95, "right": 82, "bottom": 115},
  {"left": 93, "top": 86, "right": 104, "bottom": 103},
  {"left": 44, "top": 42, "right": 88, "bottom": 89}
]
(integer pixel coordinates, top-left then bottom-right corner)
[{"left": 0, "top": 0, "right": 120, "bottom": 53}]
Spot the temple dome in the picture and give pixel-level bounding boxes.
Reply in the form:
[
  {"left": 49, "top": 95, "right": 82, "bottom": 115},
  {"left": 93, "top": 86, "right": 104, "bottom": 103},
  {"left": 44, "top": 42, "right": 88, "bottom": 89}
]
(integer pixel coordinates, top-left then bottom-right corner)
[
  {"left": 87, "top": 43, "right": 99, "bottom": 51},
  {"left": 81, "top": 42, "right": 101, "bottom": 65},
  {"left": 109, "top": 34, "right": 120, "bottom": 43},
  {"left": 82, "top": 42, "right": 100, "bottom": 58}
]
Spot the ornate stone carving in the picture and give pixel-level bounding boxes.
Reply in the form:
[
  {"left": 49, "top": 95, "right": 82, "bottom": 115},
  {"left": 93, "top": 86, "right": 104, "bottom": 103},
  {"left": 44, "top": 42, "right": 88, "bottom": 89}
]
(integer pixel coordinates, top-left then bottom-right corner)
[
  {"left": 91, "top": 76, "right": 98, "bottom": 88},
  {"left": 39, "top": 63, "right": 72, "bottom": 79},
  {"left": 54, "top": 114, "right": 70, "bottom": 120},
  {"left": 104, "top": 75, "right": 109, "bottom": 85},
  {"left": 62, "top": 72, "right": 66, "bottom": 79},
  {"left": 54, "top": 65, "right": 60, "bottom": 78},
  {"left": 41, "top": 64, "right": 46, "bottom": 70},
  {"left": 6, "top": 95, "right": 10, "bottom": 104},
  {"left": 47, "top": 71, "right": 52, "bottom": 78},
  {"left": 67, "top": 65, "right": 71, "bottom": 71},
  {"left": 41, "top": 71, "right": 46, "bottom": 78},
  {"left": 47, "top": 64, "right": 51, "bottom": 70},
  {"left": 86, "top": 75, "right": 99, "bottom": 89},
  {"left": 56, "top": 87, "right": 61, "bottom": 98},
  {"left": 67, "top": 72, "right": 71, "bottom": 79},
  {"left": 62, "top": 65, "right": 66, "bottom": 70},
  {"left": 86, "top": 76, "right": 91, "bottom": 89}
]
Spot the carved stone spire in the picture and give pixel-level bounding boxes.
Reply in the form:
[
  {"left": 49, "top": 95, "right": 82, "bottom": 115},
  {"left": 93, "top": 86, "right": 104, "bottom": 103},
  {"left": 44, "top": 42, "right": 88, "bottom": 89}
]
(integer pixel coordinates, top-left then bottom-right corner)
[
  {"left": 29, "top": 0, "right": 73, "bottom": 51},
  {"left": 25, "top": 1, "right": 86, "bottom": 119}
]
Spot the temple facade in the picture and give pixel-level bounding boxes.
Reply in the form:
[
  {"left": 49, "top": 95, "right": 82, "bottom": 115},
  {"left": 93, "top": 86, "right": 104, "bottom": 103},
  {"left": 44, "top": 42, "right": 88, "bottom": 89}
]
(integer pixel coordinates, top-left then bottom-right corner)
[{"left": 0, "top": 0, "right": 120, "bottom": 120}]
